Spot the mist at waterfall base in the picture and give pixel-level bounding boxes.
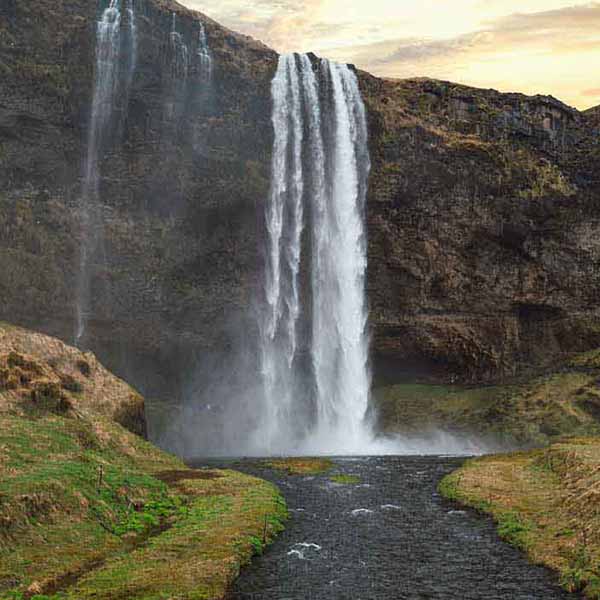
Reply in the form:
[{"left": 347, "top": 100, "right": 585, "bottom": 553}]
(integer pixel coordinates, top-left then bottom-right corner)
[{"left": 157, "top": 54, "right": 497, "bottom": 459}]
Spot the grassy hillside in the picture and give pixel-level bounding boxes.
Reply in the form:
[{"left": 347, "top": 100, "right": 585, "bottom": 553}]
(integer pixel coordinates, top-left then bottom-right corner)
[
  {"left": 0, "top": 324, "right": 287, "bottom": 600},
  {"left": 440, "top": 437, "right": 600, "bottom": 598},
  {"left": 375, "top": 348, "right": 600, "bottom": 446}
]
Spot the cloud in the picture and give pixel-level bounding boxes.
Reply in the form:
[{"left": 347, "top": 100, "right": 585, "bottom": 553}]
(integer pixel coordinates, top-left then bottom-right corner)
[
  {"left": 483, "top": 2, "right": 600, "bottom": 32},
  {"left": 186, "top": 0, "right": 331, "bottom": 51},
  {"left": 374, "top": 33, "right": 488, "bottom": 65},
  {"left": 370, "top": 3, "right": 600, "bottom": 68},
  {"left": 181, "top": 0, "right": 600, "bottom": 109}
]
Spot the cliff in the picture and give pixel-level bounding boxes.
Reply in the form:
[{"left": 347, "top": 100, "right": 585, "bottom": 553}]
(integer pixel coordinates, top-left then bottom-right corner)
[
  {"left": 362, "top": 76, "right": 600, "bottom": 384},
  {"left": 1, "top": 0, "right": 600, "bottom": 425},
  {"left": 0, "top": 0, "right": 278, "bottom": 406}
]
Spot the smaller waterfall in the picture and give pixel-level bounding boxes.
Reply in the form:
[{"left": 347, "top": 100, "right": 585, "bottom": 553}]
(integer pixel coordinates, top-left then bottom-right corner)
[
  {"left": 163, "top": 12, "right": 190, "bottom": 124},
  {"left": 75, "top": 0, "right": 137, "bottom": 346},
  {"left": 170, "top": 13, "right": 189, "bottom": 79},
  {"left": 197, "top": 21, "right": 212, "bottom": 80},
  {"left": 76, "top": 0, "right": 123, "bottom": 346},
  {"left": 84, "top": 1, "right": 122, "bottom": 198}
]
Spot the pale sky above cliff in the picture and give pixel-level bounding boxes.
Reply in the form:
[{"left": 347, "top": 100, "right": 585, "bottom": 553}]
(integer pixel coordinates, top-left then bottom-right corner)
[{"left": 180, "top": 0, "right": 600, "bottom": 110}]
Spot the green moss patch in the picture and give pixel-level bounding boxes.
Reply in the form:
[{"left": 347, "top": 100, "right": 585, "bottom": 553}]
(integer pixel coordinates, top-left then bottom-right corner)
[
  {"left": 375, "top": 351, "right": 600, "bottom": 446},
  {"left": 65, "top": 472, "right": 287, "bottom": 600},
  {"left": 261, "top": 458, "right": 334, "bottom": 475},
  {"left": 0, "top": 413, "right": 286, "bottom": 599},
  {"left": 329, "top": 474, "right": 360, "bottom": 485}
]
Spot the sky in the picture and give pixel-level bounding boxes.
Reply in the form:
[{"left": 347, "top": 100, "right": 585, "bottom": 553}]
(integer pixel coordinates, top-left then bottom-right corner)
[{"left": 179, "top": 0, "right": 600, "bottom": 110}]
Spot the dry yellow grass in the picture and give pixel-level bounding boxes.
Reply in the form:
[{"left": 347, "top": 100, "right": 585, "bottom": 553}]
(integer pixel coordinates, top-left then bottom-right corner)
[
  {"left": 0, "top": 322, "right": 145, "bottom": 435},
  {"left": 440, "top": 437, "right": 600, "bottom": 598}
]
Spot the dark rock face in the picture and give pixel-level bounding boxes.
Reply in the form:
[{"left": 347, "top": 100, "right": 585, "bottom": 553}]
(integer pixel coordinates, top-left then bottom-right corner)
[
  {"left": 0, "top": 0, "right": 599, "bottom": 420},
  {"left": 0, "top": 0, "right": 276, "bottom": 401},
  {"left": 361, "top": 76, "right": 600, "bottom": 383}
]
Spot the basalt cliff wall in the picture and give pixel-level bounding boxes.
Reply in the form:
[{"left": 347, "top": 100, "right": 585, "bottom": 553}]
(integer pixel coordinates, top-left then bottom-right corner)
[
  {"left": 1, "top": 0, "right": 599, "bottom": 415},
  {"left": 361, "top": 76, "right": 600, "bottom": 383}
]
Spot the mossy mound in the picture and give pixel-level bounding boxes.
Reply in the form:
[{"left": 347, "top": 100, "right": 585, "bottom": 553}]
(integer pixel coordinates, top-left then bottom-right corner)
[
  {"left": 440, "top": 437, "right": 600, "bottom": 598},
  {"left": 0, "top": 322, "right": 145, "bottom": 437},
  {"left": 261, "top": 458, "right": 334, "bottom": 475},
  {"left": 375, "top": 349, "right": 600, "bottom": 446}
]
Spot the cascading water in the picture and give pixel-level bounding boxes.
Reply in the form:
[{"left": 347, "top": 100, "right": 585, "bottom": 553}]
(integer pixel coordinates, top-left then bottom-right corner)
[
  {"left": 170, "top": 13, "right": 189, "bottom": 79},
  {"left": 163, "top": 12, "right": 189, "bottom": 123},
  {"left": 258, "top": 53, "right": 373, "bottom": 454},
  {"left": 260, "top": 54, "right": 305, "bottom": 450},
  {"left": 197, "top": 21, "right": 212, "bottom": 80},
  {"left": 76, "top": 0, "right": 137, "bottom": 346},
  {"left": 311, "top": 59, "right": 372, "bottom": 452}
]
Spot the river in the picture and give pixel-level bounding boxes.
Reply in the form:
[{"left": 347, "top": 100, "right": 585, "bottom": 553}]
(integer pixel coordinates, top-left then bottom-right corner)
[{"left": 206, "top": 456, "right": 577, "bottom": 600}]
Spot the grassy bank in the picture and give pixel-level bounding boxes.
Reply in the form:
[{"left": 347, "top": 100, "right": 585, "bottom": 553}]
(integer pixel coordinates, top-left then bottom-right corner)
[
  {"left": 0, "top": 325, "right": 287, "bottom": 600},
  {"left": 0, "top": 413, "right": 286, "bottom": 600},
  {"left": 375, "top": 349, "right": 600, "bottom": 445},
  {"left": 439, "top": 437, "right": 600, "bottom": 598}
]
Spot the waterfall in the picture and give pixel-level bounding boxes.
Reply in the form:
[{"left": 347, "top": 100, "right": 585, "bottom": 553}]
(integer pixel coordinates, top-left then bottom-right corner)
[
  {"left": 313, "top": 59, "right": 371, "bottom": 450},
  {"left": 197, "top": 21, "right": 212, "bottom": 80},
  {"left": 163, "top": 12, "right": 189, "bottom": 124},
  {"left": 75, "top": 0, "right": 137, "bottom": 346},
  {"left": 170, "top": 13, "right": 189, "bottom": 79},
  {"left": 258, "top": 53, "right": 372, "bottom": 454},
  {"left": 84, "top": 1, "right": 123, "bottom": 200},
  {"left": 261, "top": 53, "right": 305, "bottom": 448}
]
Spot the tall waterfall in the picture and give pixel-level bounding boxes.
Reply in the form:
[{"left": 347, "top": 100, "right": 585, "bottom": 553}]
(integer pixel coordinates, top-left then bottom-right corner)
[
  {"left": 312, "top": 59, "right": 372, "bottom": 450},
  {"left": 261, "top": 53, "right": 305, "bottom": 448},
  {"left": 75, "top": 0, "right": 137, "bottom": 346},
  {"left": 259, "top": 53, "right": 372, "bottom": 454}
]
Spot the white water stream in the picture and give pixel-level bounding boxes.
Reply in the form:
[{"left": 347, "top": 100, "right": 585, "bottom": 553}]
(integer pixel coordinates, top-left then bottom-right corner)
[
  {"left": 76, "top": 0, "right": 137, "bottom": 346},
  {"left": 259, "top": 54, "right": 374, "bottom": 454}
]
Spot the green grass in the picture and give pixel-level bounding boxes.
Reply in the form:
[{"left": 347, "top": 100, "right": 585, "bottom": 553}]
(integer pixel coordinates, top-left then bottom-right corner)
[
  {"left": 375, "top": 351, "right": 600, "bottom": 446},
  {"left": 67, "top": 482, "right": 287, "bottom": 600},
  {"left": 0, "top": 413, "right": 286, "bottom": 599},
  {"left": 261, "top": 458, "right": 334, "bottom": 475},
  {"left": 330, "top": 474, "right": 360, "bottom": 485}
]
